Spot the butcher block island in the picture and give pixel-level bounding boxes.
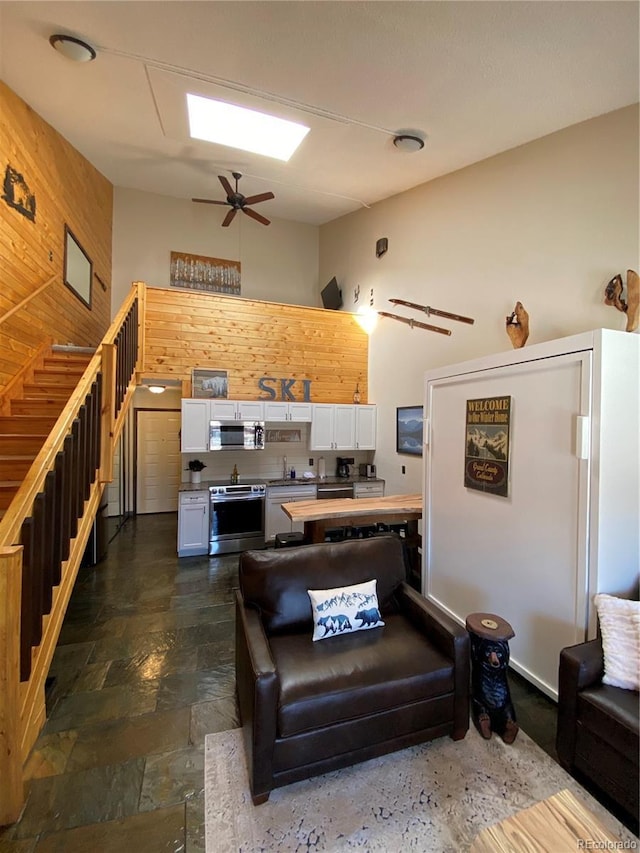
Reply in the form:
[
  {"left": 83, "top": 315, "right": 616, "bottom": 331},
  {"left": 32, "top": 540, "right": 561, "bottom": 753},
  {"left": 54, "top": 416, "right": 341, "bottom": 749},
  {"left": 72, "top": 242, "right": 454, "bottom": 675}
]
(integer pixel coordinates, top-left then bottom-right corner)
[{"left": 282, "top": 493, "right": 422, "bottom": 589}]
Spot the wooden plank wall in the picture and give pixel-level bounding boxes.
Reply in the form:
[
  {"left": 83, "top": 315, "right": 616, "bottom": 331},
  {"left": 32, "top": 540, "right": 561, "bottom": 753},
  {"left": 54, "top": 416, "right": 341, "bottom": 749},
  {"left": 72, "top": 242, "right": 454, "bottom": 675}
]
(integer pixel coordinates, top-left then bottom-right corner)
[
  {"left": 0, "top": 82, "right": 112, "bottom": 392},
  {"left": 144, "top": 287, "right": 369, "bottom": 404}
]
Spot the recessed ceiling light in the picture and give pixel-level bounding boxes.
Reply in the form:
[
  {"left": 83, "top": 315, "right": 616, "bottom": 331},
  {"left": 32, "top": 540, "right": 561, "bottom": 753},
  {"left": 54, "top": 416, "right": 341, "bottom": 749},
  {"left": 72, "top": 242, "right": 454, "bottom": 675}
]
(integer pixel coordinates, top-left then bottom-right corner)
[
  {"left": 49, "top": 34, "right": 97, "bottom": 63},
  {"left": 393, "top": 134, "right": 425, "bottom": 153},
  {"left": 187, "top": 93, "right": 309, "bottom": 162}
]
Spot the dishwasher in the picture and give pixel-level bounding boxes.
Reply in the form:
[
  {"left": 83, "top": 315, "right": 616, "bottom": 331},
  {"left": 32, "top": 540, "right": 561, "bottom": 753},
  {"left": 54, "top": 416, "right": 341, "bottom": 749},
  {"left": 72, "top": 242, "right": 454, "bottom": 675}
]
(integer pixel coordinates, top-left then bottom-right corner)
[
  {"left": 316, "top": 481, "right": 354, "bottom": 542},
  {"left": 316, "top": 482, "right": 354, "bottom": 500}
]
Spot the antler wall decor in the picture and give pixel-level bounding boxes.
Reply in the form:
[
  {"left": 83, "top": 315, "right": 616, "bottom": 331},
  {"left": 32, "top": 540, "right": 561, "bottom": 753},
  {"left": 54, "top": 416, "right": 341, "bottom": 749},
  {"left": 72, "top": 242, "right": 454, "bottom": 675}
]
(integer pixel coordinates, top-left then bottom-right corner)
[
  {"left": 604, "top": 270, "right": 639, "bottom": 332},
  {"left": 505, "top": 302, "right": 529, "bottom": 348}
]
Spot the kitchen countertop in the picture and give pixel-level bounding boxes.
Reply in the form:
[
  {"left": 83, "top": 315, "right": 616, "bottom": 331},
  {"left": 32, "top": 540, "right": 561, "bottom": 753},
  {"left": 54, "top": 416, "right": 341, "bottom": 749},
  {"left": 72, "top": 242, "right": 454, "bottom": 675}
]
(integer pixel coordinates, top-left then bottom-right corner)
[
  {"left": 179, "top": 476, "right": 384, "bottom": 491},
  {"left": 281, "top": 493, "right": 421, "bottom": 522},
  {"left": 266, "top": 476, "right": 384, "bottom": 487}
]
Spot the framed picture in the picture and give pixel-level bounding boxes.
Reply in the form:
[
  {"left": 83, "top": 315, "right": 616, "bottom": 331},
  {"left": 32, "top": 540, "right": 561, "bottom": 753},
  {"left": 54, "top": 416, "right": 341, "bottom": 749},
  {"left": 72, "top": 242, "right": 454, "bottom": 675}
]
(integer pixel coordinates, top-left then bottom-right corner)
[
  {"left": 170, "top": 251, "right": 240, "bottom": 295},
  {"left": 63, "top": 225, "right": 92, "bottom": 309},
  {"left": 192, "top": 369, "right": 228, "bottom": 399},
  {"left": 396, "top": 406, "right": 423, "bottom": 456}
]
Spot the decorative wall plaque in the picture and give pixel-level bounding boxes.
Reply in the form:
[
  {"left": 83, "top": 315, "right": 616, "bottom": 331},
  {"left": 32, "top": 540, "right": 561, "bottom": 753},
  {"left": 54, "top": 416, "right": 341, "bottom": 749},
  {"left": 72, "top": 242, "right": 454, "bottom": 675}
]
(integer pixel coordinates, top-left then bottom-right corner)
[
  {"left": 170, "top": 251, "right": 240, "bottom": 295},
  {"left": 2, "top": 164, "right": 36, "bottom": 221}
]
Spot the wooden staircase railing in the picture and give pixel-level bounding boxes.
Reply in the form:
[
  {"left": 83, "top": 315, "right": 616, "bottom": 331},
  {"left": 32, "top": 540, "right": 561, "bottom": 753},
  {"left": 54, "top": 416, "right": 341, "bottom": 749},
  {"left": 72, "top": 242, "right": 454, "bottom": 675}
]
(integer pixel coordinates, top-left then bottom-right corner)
[{"left": 0, "top": 281, "right": 145, "bottom": 825}]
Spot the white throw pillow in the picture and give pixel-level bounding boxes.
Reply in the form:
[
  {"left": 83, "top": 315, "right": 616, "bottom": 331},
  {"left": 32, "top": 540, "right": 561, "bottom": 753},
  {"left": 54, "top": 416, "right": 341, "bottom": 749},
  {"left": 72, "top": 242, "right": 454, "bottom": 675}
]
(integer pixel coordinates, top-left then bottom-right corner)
[
  {"left": 308, "top": 579, "right": 384, "bottom": 642},
  {"left": 593, "top": 593, "right": 640, "bottom": 691}
]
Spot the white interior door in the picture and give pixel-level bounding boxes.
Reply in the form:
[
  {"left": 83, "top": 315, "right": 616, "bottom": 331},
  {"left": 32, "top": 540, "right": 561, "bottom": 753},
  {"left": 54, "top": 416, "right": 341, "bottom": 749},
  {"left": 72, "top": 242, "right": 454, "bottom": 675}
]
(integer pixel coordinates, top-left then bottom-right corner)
[
  {"left": 136, "top": 409, "right": 182, "bottom": 514},
  {"left": 424, "top": 352, "right": 591, "bottom": 697}
]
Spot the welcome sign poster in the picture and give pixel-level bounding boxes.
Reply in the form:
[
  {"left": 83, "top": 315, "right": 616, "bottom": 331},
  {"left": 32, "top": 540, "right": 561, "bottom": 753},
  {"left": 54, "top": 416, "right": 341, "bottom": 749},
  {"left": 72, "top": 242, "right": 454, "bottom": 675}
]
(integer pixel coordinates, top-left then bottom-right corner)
[{"left": 464, "top": 396, "right": 511, "bottom": 497}]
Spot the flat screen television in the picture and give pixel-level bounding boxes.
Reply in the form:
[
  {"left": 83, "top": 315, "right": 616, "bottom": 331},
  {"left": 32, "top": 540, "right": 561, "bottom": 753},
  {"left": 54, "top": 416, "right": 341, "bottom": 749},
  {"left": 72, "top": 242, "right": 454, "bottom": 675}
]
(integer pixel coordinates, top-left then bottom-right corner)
[{"left": 321, "top": 277, "right": 342, "bottom": 310}]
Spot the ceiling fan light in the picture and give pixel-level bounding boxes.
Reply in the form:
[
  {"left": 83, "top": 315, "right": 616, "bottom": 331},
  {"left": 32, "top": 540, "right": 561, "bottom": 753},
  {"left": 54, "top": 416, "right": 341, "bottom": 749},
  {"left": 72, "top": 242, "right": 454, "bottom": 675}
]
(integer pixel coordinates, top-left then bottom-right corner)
[
  {"left": 187, "top": 93, "right": 309, "bottom": 161},
  {"left": 393, "top": 133, "right": 425, "bottom": 153},
  {"left": 49, "top": 34, "right": 97, "bottom": 63}
]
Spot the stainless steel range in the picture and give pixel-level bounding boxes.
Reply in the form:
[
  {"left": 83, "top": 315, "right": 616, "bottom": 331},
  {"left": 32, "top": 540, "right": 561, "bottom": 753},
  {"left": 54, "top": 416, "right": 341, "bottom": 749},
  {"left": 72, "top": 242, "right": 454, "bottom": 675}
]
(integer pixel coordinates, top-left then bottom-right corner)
[{"left": 209, "top": 481, "right": 266, "bottom": 555}]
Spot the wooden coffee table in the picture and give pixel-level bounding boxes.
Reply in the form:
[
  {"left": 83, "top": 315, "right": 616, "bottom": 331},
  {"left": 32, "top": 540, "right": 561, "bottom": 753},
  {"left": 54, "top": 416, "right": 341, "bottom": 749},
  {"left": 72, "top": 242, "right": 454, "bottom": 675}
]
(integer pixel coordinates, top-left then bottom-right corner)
[{"left": 470, "top": 788, "right": 621, "bottom": 852}]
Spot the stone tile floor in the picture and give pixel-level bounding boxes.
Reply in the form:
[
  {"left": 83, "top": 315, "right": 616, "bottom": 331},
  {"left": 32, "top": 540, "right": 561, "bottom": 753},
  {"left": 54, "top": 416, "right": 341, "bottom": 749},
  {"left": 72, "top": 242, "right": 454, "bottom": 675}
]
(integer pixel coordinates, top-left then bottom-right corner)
[
  {"left": 1, "top": 513, "right": 630, "bottom": 850},
  {"left": 0, "top": 513, "right": 239, "bottom": 852}
]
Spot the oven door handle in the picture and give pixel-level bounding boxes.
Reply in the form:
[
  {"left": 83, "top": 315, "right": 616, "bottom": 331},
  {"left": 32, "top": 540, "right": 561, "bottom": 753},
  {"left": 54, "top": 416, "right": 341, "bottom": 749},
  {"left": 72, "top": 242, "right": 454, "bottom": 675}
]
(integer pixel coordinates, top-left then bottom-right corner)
[{"left": 210, "top": 494, "right": 265, "bottom": 503}]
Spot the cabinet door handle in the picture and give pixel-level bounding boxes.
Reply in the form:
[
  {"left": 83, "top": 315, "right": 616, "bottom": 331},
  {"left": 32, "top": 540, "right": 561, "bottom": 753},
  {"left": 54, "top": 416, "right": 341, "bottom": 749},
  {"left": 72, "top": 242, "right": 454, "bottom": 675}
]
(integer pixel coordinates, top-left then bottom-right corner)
[{"left": 575, "top": 415, "right": 590, "bottom": 459}]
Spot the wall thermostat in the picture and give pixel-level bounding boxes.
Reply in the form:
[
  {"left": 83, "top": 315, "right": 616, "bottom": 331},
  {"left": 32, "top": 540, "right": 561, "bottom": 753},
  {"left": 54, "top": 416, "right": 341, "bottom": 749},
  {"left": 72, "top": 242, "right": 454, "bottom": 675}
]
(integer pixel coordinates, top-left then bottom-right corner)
[{"left": 376, "top": 237, "right": 388, "bottom": 258}]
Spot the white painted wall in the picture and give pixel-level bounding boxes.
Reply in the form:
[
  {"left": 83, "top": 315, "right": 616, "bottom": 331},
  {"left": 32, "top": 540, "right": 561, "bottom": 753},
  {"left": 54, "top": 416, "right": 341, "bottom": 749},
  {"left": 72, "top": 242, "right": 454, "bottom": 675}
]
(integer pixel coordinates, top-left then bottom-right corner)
[
  {"left": 111, "top": 187, "right": 319, "bottom": 315},
  {"left": 319, "top": 105, "right": 640, "bottom": 496}
]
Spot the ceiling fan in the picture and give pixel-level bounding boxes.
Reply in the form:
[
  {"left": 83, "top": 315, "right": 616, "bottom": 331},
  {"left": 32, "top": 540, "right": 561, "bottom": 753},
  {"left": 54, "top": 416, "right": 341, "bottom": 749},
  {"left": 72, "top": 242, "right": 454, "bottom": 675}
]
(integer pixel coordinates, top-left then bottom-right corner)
[{"left": 192, "top": 172, "right": 275, "bottom": 227}]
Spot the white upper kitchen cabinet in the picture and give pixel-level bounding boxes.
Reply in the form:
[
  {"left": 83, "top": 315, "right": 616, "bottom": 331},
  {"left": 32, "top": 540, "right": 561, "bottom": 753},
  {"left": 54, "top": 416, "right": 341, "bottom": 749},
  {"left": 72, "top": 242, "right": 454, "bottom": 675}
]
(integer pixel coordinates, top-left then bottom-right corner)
[
  {"left": 422, "top": 329, "right": 639, "bottom": 699},
  {"left": 310, "top": 404, "right": 356, "bottom": 450},
  {"left": 309, "top": 404, "right": 334, "bottom": 450},
  {"left": 333, "top": 405, "right": 356, "bottom": 449},
  {"left": 180, "top": 399, "right": 210, "bottom": 452},
  {"left": 264, "top": 401, "right": 313, "bottom": 422},
  {"left": 354, "top": 405, "right": 377, "bottom": 450},
  {"left": 210, "top": 400, "right": 265, "bottom": 420}
]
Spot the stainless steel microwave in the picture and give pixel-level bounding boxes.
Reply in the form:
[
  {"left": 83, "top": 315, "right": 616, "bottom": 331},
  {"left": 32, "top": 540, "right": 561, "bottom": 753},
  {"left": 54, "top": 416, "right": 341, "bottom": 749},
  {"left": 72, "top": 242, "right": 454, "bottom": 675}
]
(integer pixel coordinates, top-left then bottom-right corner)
[{"left": 209, "top": 421, "right": 265, "bottom": 451}]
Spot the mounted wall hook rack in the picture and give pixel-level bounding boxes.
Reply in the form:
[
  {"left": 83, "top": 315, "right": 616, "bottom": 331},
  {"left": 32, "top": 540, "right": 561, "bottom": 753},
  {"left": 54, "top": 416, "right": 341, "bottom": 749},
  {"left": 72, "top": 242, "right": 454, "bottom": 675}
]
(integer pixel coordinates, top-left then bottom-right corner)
[
  {"left": 389, "top": 298, "right": 474, "bottom": 325},
  {"left": 378, "top": 311, "right": 451, "bottom": 336}
]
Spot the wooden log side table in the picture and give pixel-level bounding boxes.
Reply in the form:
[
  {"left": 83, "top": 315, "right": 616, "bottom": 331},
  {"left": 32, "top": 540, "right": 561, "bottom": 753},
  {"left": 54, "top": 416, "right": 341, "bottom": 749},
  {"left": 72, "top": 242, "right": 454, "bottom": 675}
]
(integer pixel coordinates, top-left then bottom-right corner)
[
  {"left": 466, "top": 612, "right": 519, "bottom": 744},
  {"left": 470, "top": 788, "right": 623, "bottom": 853}
]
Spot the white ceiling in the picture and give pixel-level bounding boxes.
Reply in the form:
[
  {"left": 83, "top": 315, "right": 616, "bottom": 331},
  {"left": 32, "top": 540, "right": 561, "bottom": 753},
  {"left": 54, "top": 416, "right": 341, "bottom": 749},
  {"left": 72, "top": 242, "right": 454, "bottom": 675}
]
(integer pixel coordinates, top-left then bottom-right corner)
[{"left": 1, "top": 1, "right": 638, "bottom": 225}]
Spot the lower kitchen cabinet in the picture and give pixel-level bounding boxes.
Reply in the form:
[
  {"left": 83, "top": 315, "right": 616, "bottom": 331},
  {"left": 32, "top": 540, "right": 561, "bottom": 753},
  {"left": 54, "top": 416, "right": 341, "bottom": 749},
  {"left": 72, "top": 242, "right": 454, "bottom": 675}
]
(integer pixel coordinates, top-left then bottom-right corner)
[
  {"left": 353, "top": 480, "right": 384, "bottom": 499},
  {"left": 265, "top": 484, "right": 316, "bottom": 542},
  {"left": 178, "top": 490, "right": 209, "bottom": 556}
]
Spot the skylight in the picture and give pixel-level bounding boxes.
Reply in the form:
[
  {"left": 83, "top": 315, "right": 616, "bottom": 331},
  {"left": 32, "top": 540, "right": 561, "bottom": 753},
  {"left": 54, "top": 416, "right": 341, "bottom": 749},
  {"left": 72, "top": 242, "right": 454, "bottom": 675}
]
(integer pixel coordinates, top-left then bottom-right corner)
[{"left": 187, "top": 94, "right": 310, "bottom": 161}]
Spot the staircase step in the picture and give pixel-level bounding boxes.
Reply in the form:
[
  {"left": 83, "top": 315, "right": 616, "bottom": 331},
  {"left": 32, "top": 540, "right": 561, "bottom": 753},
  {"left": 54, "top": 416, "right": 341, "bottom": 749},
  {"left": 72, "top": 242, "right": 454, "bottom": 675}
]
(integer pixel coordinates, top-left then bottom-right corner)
[
  {"left": 0, "top": 435, "right": 46, "bottom": 455},
  {"left": 0, "top": 416, "right": 58, "bottom": 435},
  {"left": 49, "top": 351, "right": 94, "bottom": 363},
  {"left": 0, "top": 456, "right": 35, "bottom": 480},
  {"left": 11, "top": 398, "right": 66, "bottom": 417},
  {"left": 23, "top": 382, "right": 76, "bottom": 401},
  {"left": 33, "top": 367, "right": 86, "bottom": 382},
  {"left": 0, "top": 482, "right": 22, "bottom": 509},
  {"left": 22, "top": 383, "right": 76, "bottom": 399}
]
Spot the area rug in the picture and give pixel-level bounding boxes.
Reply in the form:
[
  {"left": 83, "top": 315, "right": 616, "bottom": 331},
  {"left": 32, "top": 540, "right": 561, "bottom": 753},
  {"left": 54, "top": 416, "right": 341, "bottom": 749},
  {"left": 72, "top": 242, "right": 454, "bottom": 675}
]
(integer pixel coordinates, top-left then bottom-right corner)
[{"left": 204, "top": 727, "right": 636, "bottom": 852}]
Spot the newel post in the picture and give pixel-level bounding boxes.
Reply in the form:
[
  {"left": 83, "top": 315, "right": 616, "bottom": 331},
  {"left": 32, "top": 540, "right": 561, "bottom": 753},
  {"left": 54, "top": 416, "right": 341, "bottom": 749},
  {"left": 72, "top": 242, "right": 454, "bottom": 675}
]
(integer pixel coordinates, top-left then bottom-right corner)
[
  {"left": 99, "top": 343, "right": 117, "bottom": 484},
  {"left": 134, "top": 281, "right": 146, "bottom": 374},
  {"left": 0, "top": 546, "right": 24, "bottom": 825}
]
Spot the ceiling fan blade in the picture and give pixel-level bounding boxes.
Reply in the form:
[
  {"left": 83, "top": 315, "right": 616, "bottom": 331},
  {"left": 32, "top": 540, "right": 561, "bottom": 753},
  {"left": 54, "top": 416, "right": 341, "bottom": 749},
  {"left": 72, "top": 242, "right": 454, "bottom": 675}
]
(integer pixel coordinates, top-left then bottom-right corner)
[
  {"left": 242, "top": 192, "right": 275, "bottom": 206},
  {"left": 243, "top": 207, "right": 270, "bottom": 226},
  {"left": 192, "top": 198, "right": 229, "bottom": 205},
  {"left": 219, "top": 175, "right": 234, "bottom": 198},
  {"left": 222, "top": 208, "right": 237, "bottom": 227}
]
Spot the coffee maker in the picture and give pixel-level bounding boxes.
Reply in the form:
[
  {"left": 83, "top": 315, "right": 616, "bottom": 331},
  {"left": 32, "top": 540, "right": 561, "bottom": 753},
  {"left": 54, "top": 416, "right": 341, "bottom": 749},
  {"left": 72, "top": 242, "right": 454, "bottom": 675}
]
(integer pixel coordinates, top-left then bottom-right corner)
[{"left": 336, "top": 457, "right": 354, "bottom": 478}]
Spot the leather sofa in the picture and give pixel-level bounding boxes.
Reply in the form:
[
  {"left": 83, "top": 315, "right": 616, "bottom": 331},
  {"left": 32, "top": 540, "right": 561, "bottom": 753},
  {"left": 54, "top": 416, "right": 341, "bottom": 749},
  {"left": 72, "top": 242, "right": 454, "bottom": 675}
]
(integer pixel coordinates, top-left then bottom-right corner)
[
  {"left": 556, "top": 636, "right": 639, "bottom": 826},
  {"left": 236, "top": 534, "right": 470, "bottom": 804}
]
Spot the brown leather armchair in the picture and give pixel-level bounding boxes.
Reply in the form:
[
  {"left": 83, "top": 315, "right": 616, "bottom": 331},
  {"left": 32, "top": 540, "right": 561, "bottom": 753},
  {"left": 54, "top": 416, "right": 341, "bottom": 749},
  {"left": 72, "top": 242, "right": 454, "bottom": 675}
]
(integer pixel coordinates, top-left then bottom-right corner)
[
  {"left": 236, "top": 535, "right": 470, "bottom": 804},
  {"left": 556, "top": 637, "right": 639, "bottom": 826}
]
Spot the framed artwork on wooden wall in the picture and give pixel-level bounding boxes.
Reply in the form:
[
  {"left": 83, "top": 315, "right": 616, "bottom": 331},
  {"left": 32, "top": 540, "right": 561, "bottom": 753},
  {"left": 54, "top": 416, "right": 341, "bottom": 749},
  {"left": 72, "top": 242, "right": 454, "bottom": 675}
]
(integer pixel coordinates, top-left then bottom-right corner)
[
  {"left": 170, "top": 251, "right": 240, "bottom": 295},
  {"left": 396, "top": 406, "right": 423, "bottom": 456},
  {"left": 192, "top": 369, "right": 229, "bottom": 399},
  {"left": 63, "top": 225, "right": 92, "bottom": 309}
]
